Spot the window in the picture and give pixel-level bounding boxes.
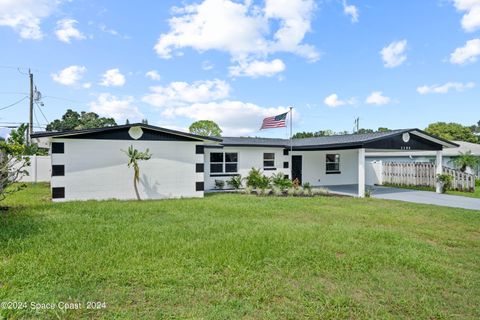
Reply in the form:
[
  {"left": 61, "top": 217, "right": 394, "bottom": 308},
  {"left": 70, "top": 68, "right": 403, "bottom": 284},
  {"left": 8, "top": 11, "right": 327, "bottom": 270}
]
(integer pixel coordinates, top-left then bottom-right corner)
[
  {"left": 225, "top": 153, "right": 238, "bottom": 173},
  {"left": 263, "top": 153, "right": 275, "bottom": 168},
  {"left": 283, "top": 161, "right": 289, "bottom": 169},
  {"left": 326, "top": 154, "right": 340, "bottom": 173},
  {"left": 210, "top": 152, "right": 238, "bottom": 174},
  {"left": 52, "top": 165, "right": 65, "bottom": 176},
  {"left": 52, "top": 142, "right": 64, "bottom": 154},
  {"left": 52, "top": 187, "right": 65, "bottom": 199},
  {"left": 195, "top": 145, "right": 204, "bottom": 154}
]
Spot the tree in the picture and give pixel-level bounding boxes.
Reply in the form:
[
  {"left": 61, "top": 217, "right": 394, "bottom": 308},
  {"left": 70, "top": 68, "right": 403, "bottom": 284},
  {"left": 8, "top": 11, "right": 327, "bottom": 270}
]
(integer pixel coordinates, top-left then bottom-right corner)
[
  {"left": 377, "top": 127, "right": 391, "bottom": 132},
  {"left": 451, "top": 151, "right": 480, "bottom": 173},
  {"left": 123, "top": 145, "right": 151, "bottom": 201},
  {"left": 46, "top": 109, "right": 116, "bottom": 131},
  {"left": 0, "top": 128, "right": 31, "bottom": 202},
  {"left": 6, "top": 124, "right": 46, "bottom": 155},
  {"left": 357, "top": 128, "right": 374, "bottom": 134},
  {"left": 189, "top": 120, "right": 222, "bottom": 137},
  {"left": 292, "top": 130, "right": 334, "bottom": 139},
  {"left": 425, "top": 122, "right": 478, "bottom": 143}
]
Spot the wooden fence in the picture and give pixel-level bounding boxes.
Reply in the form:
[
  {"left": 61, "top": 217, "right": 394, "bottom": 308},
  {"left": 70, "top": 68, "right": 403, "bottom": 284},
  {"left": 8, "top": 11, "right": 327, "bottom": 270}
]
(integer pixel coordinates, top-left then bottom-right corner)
[{"left": 382, "top": 162, "right": 476, "bottom": 192}]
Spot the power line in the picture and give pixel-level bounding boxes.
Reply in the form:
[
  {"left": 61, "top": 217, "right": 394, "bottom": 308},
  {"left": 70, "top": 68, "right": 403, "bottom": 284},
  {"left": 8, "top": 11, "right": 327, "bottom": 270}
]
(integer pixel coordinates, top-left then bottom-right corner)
[
  {"left": 0, "top": 96, "right": 28, "bottom": 111},
  {"left": 35, "top": 101, "right": 49, "bottom": 124}
]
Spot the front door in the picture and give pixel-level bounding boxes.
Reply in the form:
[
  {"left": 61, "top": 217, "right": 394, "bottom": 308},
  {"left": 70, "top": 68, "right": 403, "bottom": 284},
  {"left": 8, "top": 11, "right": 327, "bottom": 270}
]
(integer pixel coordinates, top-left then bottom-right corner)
[{"left": 292, "top": 155, "right": 302, "bottom": 185}]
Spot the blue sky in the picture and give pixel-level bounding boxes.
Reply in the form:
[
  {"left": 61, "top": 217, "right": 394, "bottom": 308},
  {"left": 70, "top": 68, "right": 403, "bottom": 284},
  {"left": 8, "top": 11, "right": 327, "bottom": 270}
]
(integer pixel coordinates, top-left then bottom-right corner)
[{"left": 0, "top": 0, "right": 479, "bottom": 138}]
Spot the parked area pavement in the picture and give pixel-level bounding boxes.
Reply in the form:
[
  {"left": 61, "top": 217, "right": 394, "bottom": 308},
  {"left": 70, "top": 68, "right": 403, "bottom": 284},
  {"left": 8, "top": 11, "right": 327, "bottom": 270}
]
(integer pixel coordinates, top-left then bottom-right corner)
[{"left": 324, "top": 184, "right": 480, "bottom": 211}]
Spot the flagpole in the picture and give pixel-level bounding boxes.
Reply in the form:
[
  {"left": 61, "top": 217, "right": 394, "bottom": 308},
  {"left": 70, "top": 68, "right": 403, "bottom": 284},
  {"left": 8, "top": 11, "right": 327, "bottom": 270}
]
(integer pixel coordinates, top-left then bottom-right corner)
[{"left": 289, "top": 106, "right": 293, "bottom": 180}]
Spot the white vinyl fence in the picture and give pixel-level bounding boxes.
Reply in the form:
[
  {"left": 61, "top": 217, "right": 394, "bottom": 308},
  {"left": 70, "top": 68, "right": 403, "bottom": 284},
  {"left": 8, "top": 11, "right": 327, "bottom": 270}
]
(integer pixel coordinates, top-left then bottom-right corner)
[
  {"left": 382, "top": 162, "right": 475, "bottom": 192},
  {"left": 16, "top": 155, "right": 51, "bottom": 183}
]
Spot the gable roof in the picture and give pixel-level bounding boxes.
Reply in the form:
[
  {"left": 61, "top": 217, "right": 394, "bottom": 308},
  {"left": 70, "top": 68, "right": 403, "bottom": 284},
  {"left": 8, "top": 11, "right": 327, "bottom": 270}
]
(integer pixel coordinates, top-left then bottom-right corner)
[
  {"left": 221, "top": 129, "right": 458, "bottom": 150},
  {"left": 30, "top": 123, "right": 222, "bottom": 142},
  {"left": 367, "top": 140, "right": 480, "bottom": 157}
]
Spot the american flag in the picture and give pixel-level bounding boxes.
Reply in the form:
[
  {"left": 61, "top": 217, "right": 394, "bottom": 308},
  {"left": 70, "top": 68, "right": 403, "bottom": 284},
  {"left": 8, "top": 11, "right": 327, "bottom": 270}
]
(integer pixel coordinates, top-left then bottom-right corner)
[{"left": 260, "top": 112, "right": 288, "bottom": 129}]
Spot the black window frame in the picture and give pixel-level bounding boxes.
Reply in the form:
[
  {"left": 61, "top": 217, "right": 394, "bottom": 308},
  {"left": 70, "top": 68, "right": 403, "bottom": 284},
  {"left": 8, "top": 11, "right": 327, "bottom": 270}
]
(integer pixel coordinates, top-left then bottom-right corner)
[
  {"left": 209, "top": 152, "right": 238, "bottom": 174},
  {"left": 52, "top": 165, "right": 65, "bottom": 176},
  {"left": 52, "top": 187, "right": 65, "bottom": 199},
  {"left": 263, "top": 153, "right": 275, "bottom": 169},
  {"left": 326, "top": 154, "right": 341, "bottom": 174},
  {"left": 51, "top": 142, "right": 64, "bottom": 154}
]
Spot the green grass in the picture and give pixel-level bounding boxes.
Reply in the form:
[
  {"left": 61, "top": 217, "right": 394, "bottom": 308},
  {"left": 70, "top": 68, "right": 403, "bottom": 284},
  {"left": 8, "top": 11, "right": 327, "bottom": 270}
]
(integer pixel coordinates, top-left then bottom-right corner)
[{"left": 1, "top": 184, "right": 479, "bottom": 319}]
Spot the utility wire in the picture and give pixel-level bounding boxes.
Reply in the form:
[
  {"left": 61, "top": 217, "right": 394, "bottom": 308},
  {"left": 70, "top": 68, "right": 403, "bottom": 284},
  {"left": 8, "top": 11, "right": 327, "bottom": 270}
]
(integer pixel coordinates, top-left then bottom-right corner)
[
  {"left": 35, "top": 102, "right": 49, "bottom": 124},
  {"left": 0, "top": 96, "right": 28, "bottom": 111}
]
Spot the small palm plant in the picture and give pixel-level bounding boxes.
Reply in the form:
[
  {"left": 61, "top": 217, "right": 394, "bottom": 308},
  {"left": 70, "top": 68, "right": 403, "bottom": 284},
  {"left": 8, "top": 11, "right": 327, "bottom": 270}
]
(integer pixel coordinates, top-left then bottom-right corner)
[
  {"left": 123, "top": 145, "right": 152, "bottom": 200},
  {"left": 451, "top": 151, "right": 480, "bottom": 173}
]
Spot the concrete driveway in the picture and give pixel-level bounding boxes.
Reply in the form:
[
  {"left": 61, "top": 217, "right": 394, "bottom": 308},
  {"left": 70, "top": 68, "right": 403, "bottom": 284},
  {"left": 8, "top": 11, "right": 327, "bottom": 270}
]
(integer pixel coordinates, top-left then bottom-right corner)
[{"left": 324, "top": 184, "right": 480, "bottom": 211}]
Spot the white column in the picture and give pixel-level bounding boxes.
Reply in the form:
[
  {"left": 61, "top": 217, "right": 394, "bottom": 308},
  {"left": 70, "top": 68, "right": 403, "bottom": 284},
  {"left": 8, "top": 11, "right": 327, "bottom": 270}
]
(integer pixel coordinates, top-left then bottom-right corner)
[
  {"left": 358, "top": 148, "right": 365, "bottom": 198},
  {"left": 435, "top": 150, "right": 443, "bottom": 193}
]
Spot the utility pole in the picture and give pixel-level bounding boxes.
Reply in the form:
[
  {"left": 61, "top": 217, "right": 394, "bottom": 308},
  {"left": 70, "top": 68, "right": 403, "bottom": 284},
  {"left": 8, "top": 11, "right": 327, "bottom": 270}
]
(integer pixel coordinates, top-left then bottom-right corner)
[{"left": 28, "top": 69, "right": 34, "bottom": 145}]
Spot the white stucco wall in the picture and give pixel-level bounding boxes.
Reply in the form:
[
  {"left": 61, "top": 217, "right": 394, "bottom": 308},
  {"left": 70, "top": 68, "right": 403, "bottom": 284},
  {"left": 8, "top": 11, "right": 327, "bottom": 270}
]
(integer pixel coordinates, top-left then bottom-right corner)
[
  {"left": 292, "top": 149, "right": 359, "bottom": 186},
  {"left": 204, "top": 146, "right": 289, "bottom": 190},
  {"left": 51, "top": 139, "right": 204, "bottom": 201}
]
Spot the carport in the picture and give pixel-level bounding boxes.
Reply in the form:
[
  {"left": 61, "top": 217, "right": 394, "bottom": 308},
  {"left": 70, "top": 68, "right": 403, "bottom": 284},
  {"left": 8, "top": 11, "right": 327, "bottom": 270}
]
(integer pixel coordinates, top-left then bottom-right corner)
[{"left": 290, "top": 129, "right": 458, "bottom": 198}]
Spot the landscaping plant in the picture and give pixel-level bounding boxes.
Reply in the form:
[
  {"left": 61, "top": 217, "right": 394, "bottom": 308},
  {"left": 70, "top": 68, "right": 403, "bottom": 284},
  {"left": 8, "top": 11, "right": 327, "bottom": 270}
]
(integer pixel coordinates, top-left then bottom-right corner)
[
  {"left": 226, "top": 175, "right": 243, "bottom": 189},
  {"left": 246, "top": 168, "right": 270, "bottom": 189},
  {"left": 123, "top": 145, "right": 151, "bottom": 201},
  {"left": 436, "top": 173, "right": 453, "bottom": 193},
  {"left": 214, "top": 180, "right": 225, "bottom": 190},
  {"left": 271, "top": 172, "right": 292, "bottom": 190},
  {"left": 451, "top": 151, "right": 480, "bottom": 173}
]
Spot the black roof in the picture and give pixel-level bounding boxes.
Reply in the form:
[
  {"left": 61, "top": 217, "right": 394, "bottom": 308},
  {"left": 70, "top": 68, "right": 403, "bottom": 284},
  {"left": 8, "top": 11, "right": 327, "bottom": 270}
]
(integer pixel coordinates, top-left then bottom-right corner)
[
  {"left": 220, "top": 129, "right": 458, "bottom": 150},
  {"left": 30, "top": 123, "right": 222, "bottom": 142},
  {"left": 31, "top": 124, "right": 458, "bottom": 150}
]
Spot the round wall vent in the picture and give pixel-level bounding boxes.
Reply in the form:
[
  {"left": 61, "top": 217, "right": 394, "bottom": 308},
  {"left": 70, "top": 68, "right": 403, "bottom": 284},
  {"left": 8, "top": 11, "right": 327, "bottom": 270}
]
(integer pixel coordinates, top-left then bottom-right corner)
[
  {"left": 128, "top": 126, "right": 143, "bottom": 140},
  {"left": 402, "top": 132, "right": 410, "bottom": 143}
]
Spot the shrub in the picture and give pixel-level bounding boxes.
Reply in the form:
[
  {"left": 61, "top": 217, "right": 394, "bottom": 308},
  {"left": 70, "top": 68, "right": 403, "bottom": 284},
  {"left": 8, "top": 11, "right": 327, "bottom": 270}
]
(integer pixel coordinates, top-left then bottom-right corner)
[
  {"left": 287, "top": 188, "right": 296, "bottom": 196},
  {"left": 436, "top": 174, "right": 453, "bottom": 193},
  {"left": 214, "top": 179, "right": 225, "bottom": 190},
  {"left": 476, "top": 179, "right": 480, "bottom": 187},
  {"left": 227, "top": 175, "right": 243, "bottom": 189},
  {"left": 272, "top": 186, "right": 283, "bottom": 197},
  {"left": 292, "top": 178, "right": 301, "bottom": 189},
  {"left": 244, "top": 186, "right": 253, "bottom": 195},
  {"left": 246, "top": 168, "right": 270, "bottom": 189},
  {"left": 303, "top": 183, "right": 313, "bottom": 196},
  {"left": 294, "top": 187, "right": 304, "bottom": 197},
  {"left": 271, "top": 172, "right": 292, "bottom": 190}
]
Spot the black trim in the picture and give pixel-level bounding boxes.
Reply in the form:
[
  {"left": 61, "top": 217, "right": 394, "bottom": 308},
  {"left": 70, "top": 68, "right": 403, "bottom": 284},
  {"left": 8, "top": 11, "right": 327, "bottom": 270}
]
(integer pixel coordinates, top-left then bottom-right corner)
[
  {"left": 196, "top": 163, "right": 204, "bottom": 173},
  {"left": 263, "top": 168, "right": 277, "bottom": 171},
  {"left": 31, "top": 123, "right": 221, "bottom": 142},
  {"left": 51, "top": 142, "right": 64, "bottom": 154},
  {"left": 326, "top": 171, "right": 341, "bottom": 175},
  {"left": 196, "top": 145, "right": 204, "bottom": 154},
  {"left": 283, "top": 149, "right": 289, "bottom": 155},
  {"left": 195, "top": 182, "right": 204, "bottom": 191},
  {"left": 52, "top": 165, "right": 65, "bottom": 176},
  {"left": 209, "top": 173, "right": 240, "bottom": 177},
  {"left": 283, "top": 161, "right": 289, "bottom": 169},
  {"left": 52, "top": 187, "right": 65, "bottom": 199}
]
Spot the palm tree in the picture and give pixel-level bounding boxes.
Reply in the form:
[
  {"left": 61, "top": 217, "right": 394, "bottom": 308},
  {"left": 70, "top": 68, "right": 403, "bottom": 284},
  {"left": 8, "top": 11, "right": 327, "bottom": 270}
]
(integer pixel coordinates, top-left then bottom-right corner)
[
  {"left": 123, "top": 145, "right": 151, "bottom": 200},
  {"left": 451, "top": 151, "right": 480, "bottom": 173}
]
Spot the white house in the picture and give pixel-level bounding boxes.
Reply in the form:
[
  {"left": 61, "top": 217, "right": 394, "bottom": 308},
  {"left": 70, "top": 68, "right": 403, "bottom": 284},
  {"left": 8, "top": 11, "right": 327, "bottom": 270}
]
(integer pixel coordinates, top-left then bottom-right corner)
[{"left": 32, "top": 124, "right": 457, "bottom": 201}]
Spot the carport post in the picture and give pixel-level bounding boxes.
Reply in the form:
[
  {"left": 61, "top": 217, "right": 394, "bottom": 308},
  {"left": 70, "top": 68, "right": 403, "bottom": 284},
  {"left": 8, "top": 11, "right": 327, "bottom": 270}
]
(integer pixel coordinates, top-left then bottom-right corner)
[
  {"left": 358, "top": 148, "right": 365, "bottom": 198},
  {"left": 435, "top": 150, "right": 443, "bottom": 193}
]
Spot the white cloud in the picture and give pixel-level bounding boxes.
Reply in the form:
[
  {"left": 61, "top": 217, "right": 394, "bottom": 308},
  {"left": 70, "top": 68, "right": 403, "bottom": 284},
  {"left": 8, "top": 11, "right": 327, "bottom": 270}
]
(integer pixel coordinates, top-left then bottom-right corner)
[
  {"left": 343, "top": 1, "right": 359, "bottom": 23},
  {"left": 90, "top": 93, "right": 143, "bottom": 122},
  {"left": 0, "top": 0, "right": 62, "bottom": 40},
  {"left": 202, "top": 60, "right": 214, "bottom": 70},
  {"left": 324, "top": 93, "right": 356, "bottom": 107},
  {"left": 380, "top": 40, "right": 408, "bottom": 68},
  {"left": 417, "top": 82, "right": 475, "bottom": 94},
  {"left": 142, "top": 79, "right": 230, "bottom": 107},
  {"left": 154, "top": 0, "right": 319, "bottom": 63},
  {"left": 365, "top": 91, "right": 391, "bottom": 105},
  {"left": 100, "top": 68, "right": 126, "bottom": 87},
  {"left": 55, "top": 18, "right": 85, "bottom": 43},
  {"left": 51, "top": 65, "right": 87, "bottom": 86},
  {"left": 450, "top": 38, "right": 480, "bottom": 64},
  {"left": 161, "top": 100, "right": 291, "bottom": 136},
  {"left": 145, "top": 70, "right": 161, "bottom": 81},
  {"left": 453, "top": 0, "right": 480, "bottom": 32},
  {"left": 229, "top": 59, "right": 286, "bottom": 77}
]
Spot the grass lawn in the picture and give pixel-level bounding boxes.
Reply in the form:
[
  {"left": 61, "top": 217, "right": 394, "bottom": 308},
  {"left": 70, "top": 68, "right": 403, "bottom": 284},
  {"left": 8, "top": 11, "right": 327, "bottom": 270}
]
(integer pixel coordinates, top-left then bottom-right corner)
[{"left": 1, "top": 184, "right": 479, "bottom": 319}]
